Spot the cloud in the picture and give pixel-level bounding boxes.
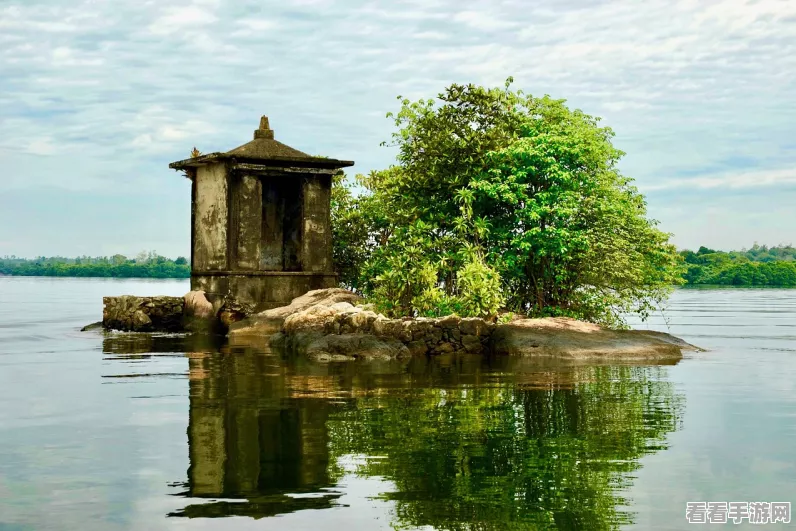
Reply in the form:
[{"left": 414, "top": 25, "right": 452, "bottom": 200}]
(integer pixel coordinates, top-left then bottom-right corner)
[
  {"left": 0, "top": 0, "right": 794, "bottom": 256},
  {"left": 451, "top": 10, "right": 520, "bottom": 30},
  {"left": 148, "top": 5, "right": 218, "bottom": 35},
  {"left": 646, "top": 168, "right": 796, "bottom": 191}
]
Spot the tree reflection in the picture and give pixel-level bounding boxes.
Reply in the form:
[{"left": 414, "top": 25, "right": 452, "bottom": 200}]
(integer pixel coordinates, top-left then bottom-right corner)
[
  {"left": 327, "top": 364, "right": 683, "bottom": 530},
  {"left": 102, "top": 334, "right": 683, "bottom": 529}
]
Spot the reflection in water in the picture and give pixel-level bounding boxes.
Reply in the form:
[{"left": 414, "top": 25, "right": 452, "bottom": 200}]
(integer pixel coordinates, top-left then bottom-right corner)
[
  {"left": 177, "top": 349, "right": 341, "bottom": 519},
  {"left": 102, "top": 334, "right": 684, "bottom": 530}
]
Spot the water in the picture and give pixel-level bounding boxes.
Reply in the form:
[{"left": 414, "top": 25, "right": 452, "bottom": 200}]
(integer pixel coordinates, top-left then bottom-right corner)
[{"left": 0, "top": 278, "right": 794, "bottom": 530}]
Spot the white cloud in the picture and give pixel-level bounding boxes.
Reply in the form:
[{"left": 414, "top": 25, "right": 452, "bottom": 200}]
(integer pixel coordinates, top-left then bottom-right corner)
[
  {"left": 646, "top": 168, "right": 796, "bottom": 191},
  {"left": 26, "top": 138, "right": 57, "bottom": 155},
  {"left": 412, "top": 31, "right": 448, "bottom": 40},
  {"left": 148, "top": 5, "right": 217, "bottom": 35},
  {"left": 236, "top": 18, "right": 277, "bottom": 31},
  {"left": 451, "top": 10, "right": 519, "bottom": 30}
]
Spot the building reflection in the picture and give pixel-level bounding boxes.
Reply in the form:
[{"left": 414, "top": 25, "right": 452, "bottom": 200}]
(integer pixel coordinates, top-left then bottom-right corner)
[{"left": 173, "top": 347, "right": 340, "bottom": 519}]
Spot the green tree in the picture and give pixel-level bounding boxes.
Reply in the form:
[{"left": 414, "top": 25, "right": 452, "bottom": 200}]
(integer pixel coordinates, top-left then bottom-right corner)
[{"left": 334, "top": 79, "right": 684, "bottom": 325}]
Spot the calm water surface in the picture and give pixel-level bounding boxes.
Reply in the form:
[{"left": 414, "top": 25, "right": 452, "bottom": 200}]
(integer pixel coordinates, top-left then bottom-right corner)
[{"left": 0, "top": 278, "right": 794, "bottom": 530}]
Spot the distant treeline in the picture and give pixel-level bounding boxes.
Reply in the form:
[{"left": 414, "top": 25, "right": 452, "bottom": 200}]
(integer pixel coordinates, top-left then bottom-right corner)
[
  {"left": 681, "top": 244, "right": 796, "bottom": 287},
  {"left": 2, "top": 245, "right": 795, "bottom": 287},
  {"left": 0, "top": 252, "right": 190, "bottom": 279}
]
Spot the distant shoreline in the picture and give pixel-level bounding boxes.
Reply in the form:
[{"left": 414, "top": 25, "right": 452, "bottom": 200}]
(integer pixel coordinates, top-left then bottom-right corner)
[
  {"left": 2, "top": 247, "right": 796, "bottom": 288},
  {"left": 1, "top": 274, "right": 795, "bottom": 290}
]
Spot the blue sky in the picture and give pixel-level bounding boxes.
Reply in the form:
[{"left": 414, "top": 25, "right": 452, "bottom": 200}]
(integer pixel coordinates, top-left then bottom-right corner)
[{"left": 1, "top": 0, "right": 794, "bottom": 258}]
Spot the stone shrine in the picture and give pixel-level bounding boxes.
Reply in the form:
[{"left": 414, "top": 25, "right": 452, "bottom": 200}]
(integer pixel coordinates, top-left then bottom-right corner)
[{"left": 169, "top": 116, "right": 354, "bottom": 311}]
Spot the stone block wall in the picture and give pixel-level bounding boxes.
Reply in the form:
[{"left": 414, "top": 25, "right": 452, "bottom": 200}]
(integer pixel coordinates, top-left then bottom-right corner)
[
  {"left": 103, "top": 296, "right": 185, "bottom": 332},
  {"left": 281, "top": 302, "right": 497, "bottom": 355}
]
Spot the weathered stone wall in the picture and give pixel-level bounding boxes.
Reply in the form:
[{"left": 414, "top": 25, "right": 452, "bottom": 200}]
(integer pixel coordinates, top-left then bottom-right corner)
[
  {"left": 233, "top": 173, "right": 263, "bottom": 271},
  {"left": 194, "top": 162, "right": 229, "bottom": 271},
  {"left": 192, "top": 273, "right": 338, "bottom": 312},
  {"left": 280, "top": 302, "right": 496, "bottom": 356},
  {"left": 102, "top": 296, "right": 185, "bottom": 332},
  {"left": 301, "top": 175, "right": 333, "bottom": 273}
]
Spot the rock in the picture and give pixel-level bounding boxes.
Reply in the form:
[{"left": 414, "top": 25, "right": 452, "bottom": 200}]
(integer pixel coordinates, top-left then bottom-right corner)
[
  {"left": 329, "top": 301, "right": 356, "bottom": 313},
  {"left": 411, "top": 320, "right": 432, "bottom": 341},
  {"left": 398, "top": 322, "right": 414, "bottom": 342},
  {"left": 461, "top": 334, "right": 484, "bottom": 353},
  {"left": 218, "top": 298, "right": 255, "bottom": 330},
  {"left": 459, "top": 317, "right": 493, "bottom": 336},
  {"left": 183, "top": 290, "right": 219, "bottom": 333},
  {"left": 407, "top": 340, "right": 429, "bottom": 356},
  {"left": 437, "top": 315, "right": 461, "bottom": 329},
  {"left": 184, "top": 290, "right": 214, "bottom": 319},
  {"left": 102, "top": 295, "right": 184, "bottom": 332},
  {"left": 283, "top": 304, "right": 341, "bottom": 334},
  {"left": 80, "top": 321, "right": 103, "bottom": 332},
  {"left": 427, "top": 326, "right": 443, "bottom": 345},
  {"left": 349, "top": 310, "right": 377, "bottom": 332},
  {"left": 489, "top": 317, "right": 700, "bottom": 361},
  {"left": 431, "top": 342, "right": 455, "bottom": 355},
  {"left": 372, "top": 318, "right": 403, "bottom": 338},
  {"left": 132, "top": 310, "right": 152, "bottom": 328},
  {"left": 229, "top": 288, "right": 362, "bottom": 336},
  {"left": 227, "top": 288, "right": 698, "bottom": 363}
]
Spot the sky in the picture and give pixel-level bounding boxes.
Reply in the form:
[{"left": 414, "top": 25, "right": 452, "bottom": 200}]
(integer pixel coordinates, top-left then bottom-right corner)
[{"left": 1, "top": 0, "right": 794, "bottom": 259}]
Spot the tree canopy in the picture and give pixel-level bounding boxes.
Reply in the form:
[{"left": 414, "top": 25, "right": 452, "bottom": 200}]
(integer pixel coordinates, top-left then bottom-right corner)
[{"left": 333, "top": 79, "right": 684, "bottom": 327}]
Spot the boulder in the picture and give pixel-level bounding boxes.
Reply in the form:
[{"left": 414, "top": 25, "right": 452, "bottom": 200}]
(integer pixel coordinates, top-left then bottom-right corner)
[
  {"left": 102, "top": 295, "right": 184, "bottom": 332},
  {"left": 184, "top": 290, "right": 214, "bottom": 319},
  {"left": 283, "top": 304, "right": 341, "bottom": 334},
  {"left": 182, "top": 290, "right": 218, "bottom": 333},
  {"left": 80, "top": 321, "right": 103, "bottom": 332},
  {"left": 489, "top": 317, "right": 699, "bottom": 361},
  {"left": 229, "top": 288, "right": 363, "bottom": 336}
]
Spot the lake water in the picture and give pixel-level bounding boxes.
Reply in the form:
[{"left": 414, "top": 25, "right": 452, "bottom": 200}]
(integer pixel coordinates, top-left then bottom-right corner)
[{"left": 0, "top": 278, "right": 794, "bottom": 530}]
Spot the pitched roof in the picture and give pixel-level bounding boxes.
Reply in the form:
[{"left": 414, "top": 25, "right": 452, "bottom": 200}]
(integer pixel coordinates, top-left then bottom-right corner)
[{"left": 169, "top": 116, "right": 354, "bottom": 171}]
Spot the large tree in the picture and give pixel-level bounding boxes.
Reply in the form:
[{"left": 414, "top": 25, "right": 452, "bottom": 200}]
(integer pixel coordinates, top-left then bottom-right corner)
[{"left": 333, "top": 78, "right": 684, "bottom": 326}]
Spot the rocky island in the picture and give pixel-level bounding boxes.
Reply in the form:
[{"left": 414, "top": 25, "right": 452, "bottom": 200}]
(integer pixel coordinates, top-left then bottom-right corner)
[
  {"left": 95, "top": 288, "right": 700, "bottom": 363},
  {"left": 89, "top": 105, "right": 703, "bottom": 364}
]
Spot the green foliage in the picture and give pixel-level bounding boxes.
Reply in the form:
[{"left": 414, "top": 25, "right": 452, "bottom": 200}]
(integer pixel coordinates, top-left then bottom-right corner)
[
  {"left": 0, "top": 252, "right": 190, "bottom": 278},
  {"left": 330, "top": 171, "right": 386, "bottom": 293},
  {"left": 680, "top": 244, "right": 796, "bottom": 286},
  {"left": 331, "top": 78, "right": 684, "bottom": 325}
]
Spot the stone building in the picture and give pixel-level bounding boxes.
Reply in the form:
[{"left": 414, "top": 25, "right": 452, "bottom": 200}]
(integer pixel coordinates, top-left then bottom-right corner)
[{"left": 169, "top": 117, "right": 354, "bottom": 311}]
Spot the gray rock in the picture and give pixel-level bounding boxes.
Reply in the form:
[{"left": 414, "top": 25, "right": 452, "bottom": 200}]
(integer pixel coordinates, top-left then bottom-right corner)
[
  {"left": 489, "top": 317, "right": 700, "bottom": 361},
  {"left": 437, "top": 315, "right": 461, "bottom": 329},
  {"left": 102, "top": 295, "right": 184, "bottom": 332},
  {"left": 459, "top": 317, "right": 493, "bottom": 336},
  {"left": 229, "top": 288, "right": 362, "bottom": 336}
]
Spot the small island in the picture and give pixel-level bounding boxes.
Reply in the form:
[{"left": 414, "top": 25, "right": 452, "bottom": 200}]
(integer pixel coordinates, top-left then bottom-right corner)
[{"left": 81, "top": 80, "right": 710, "bottom": 362}]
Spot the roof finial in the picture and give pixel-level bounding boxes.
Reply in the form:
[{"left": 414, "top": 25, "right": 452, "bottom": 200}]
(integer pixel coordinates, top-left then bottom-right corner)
[{"left": 254, "top": 115, "right": 274, "bottom": 139}]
